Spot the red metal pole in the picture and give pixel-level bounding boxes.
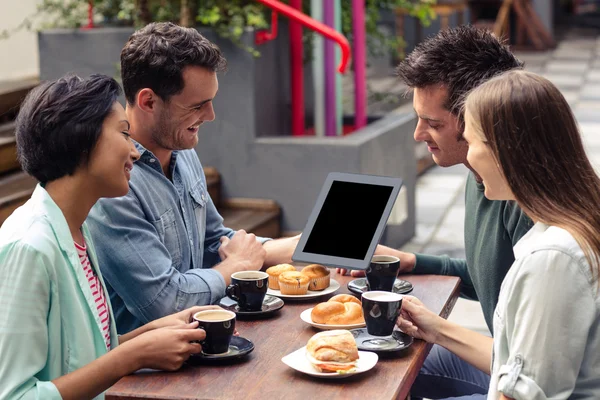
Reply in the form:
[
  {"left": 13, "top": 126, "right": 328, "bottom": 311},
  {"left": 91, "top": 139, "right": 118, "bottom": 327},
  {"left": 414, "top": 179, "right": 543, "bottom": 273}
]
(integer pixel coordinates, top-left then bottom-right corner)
[
  {"left": 84, "top": 1, "right": 94, "bottom": 29},
  {"left": 352, "top": 0, "right": 367, "bottom": 129},
  {"left": 290, "top": 0, "right": 304, "bottom": 136}
]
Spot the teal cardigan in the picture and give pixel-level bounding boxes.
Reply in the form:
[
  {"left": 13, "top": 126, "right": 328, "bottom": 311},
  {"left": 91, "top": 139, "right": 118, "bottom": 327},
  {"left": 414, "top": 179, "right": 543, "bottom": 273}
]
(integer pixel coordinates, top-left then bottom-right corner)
[{"left": 0, "top": 185, "right": 119, "bottom": 399}]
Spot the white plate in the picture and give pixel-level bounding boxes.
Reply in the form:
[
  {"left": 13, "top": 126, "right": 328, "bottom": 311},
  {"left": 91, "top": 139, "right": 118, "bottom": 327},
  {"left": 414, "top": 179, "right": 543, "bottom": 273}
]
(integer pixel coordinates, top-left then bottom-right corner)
[
  {"left": 300, "top": 308, "right": 366, "bottom": 330},
  {"left": 267, "top": 279, "right": 340, "bottom": 300},
  {"left": 281, "top": 346, "right": 378, "bottom": 379}
]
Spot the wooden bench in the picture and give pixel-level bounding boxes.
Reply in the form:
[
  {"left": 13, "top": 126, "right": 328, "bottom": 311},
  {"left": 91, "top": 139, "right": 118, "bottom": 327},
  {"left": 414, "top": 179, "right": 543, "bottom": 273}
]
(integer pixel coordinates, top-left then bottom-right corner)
[{"left": 0, "top": 77, "right": 38, "bottom": 121}]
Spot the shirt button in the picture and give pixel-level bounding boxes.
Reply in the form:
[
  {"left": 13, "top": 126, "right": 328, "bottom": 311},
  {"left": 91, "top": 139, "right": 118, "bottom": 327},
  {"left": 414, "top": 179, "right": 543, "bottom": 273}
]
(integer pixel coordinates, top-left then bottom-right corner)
[
  {"left": 182, "top": 207, "right": 186, "bottom": 213},
  {"left": 149, "top": 158, "right": 156, "bottom": 163},
  {"left": 201, "top": 194, "right": 206, "bottom": 201}
]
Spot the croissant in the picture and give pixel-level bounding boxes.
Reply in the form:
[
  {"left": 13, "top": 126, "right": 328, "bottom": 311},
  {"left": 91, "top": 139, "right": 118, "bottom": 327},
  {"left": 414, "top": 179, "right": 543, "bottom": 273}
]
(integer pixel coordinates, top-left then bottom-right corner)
[{"left": 311, "top": 295, "right": 365, "bottom": 325}]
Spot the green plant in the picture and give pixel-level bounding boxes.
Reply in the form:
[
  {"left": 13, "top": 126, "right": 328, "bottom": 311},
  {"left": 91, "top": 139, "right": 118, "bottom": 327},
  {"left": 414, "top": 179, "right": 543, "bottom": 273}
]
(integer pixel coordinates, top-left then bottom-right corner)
[
  {"left": 2, "top": 0, "right": 434, "bottom": 59},
  {"left": 192, "top": 0, "right": 435, "bottom": 59}
]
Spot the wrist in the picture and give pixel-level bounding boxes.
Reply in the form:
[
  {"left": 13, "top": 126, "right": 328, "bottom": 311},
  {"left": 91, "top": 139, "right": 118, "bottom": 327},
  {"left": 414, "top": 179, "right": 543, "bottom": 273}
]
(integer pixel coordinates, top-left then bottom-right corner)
[
  {"left": 145, "top": 318, "right": 160, "bottom": 331},
  {"left": 396, "top": 252, "right": 416, "bottom": 273},
  {"left": 111, "top": 341, "right": 144, "bottom": 374},
  {"left": 403, "top": 253, "right": 416, "bottom": 272},
  {"left": 434, "top": 317, "right": 457, "bottom": 347}
]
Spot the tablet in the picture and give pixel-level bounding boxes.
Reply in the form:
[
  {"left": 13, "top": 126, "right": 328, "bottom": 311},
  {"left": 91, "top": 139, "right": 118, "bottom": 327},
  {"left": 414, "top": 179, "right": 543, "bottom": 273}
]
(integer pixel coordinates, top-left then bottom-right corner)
[{"left": 292, "top": 172, "right": 403, "bottom": 271}]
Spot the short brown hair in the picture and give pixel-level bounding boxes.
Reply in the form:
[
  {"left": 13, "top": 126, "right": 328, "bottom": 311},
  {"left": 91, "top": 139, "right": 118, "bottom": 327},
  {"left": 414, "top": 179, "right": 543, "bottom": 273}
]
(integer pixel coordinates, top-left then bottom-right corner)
[
  {"left": 121, "top": 22, "right": 227, "bottom": 105},
  {"left": 396, "top": 26, "right": 523, "bottom": 117}
]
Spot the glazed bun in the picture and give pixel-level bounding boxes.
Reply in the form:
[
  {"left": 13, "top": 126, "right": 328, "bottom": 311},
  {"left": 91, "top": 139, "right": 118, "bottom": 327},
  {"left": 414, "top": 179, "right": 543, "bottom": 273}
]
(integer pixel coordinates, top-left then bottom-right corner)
[
  {"left": 328, "top": 294, "right": 361, "bottom": 305},
  {"left": 311, "top": 300, "right": 364, "bottom": 325},
  {"left": 306, "top": 330, "right": 359, "bottom": 373},
  {"left": 311, "top": 294, "right": 364, "bottom": 325}
]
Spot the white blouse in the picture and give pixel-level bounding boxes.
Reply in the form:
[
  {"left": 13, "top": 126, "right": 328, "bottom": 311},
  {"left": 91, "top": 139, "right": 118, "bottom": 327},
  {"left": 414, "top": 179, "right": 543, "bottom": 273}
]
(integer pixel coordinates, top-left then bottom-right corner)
[{"left": 489, "top": 222, "right": 600, "bottom": 399}]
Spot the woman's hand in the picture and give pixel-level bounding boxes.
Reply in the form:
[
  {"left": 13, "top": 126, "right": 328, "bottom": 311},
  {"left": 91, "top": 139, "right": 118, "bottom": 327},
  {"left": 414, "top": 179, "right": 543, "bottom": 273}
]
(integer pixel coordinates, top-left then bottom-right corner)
[
  {"left": 396, "top": 296, "right": 445, "bottom": 343},
  {"left": 125, "top": 322, "right": 206, "bottom": 371},
  {"left": 152, "top": 305, "right": 240, "bottom": 336},
  {"left": 152, "top": 305, "right": 221, "bottom": 329}
]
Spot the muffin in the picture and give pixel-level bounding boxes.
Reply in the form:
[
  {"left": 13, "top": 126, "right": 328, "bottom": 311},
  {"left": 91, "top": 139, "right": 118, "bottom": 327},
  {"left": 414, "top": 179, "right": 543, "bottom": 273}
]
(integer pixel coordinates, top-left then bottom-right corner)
[
  {"left": 278, "top": 271, "right": 310, "bottom": 295},
  {"left": 301, "top": 264, "right": 331, "bottom": 291},
  {"left": 266, "top": 264, "right": 296, "bottom": 290}
]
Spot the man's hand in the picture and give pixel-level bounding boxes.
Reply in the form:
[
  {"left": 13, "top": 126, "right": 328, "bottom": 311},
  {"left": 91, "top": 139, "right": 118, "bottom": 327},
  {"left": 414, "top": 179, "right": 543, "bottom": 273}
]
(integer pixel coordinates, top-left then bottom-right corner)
[
  {"left": 335, "top": 245, "right": 416, "bottom": 276},
  {"left": 218, "top": 230, "right": 266, "bottom": 270},
  {"left": 215, "top": 230, "right": 267, "bottom": 284}
]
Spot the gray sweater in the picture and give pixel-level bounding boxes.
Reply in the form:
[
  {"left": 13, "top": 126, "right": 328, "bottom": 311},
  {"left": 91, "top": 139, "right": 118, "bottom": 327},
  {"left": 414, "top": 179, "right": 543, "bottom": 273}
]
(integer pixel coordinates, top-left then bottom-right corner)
[{"left": 412, "top": 173, "right": 533, "bottom": 333}]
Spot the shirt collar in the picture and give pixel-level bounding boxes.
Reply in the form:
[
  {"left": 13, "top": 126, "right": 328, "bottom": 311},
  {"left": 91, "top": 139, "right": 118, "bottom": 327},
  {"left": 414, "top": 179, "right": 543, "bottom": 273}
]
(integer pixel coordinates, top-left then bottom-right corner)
[
  {"left": 31, "top": 185, "right": 95, "bottom": 260},
  {"left": 513, "top": 221, "right": 549, "bottom": 259},
  {"left": 133, "top": 140, "right": 179, "bottom": 171}
]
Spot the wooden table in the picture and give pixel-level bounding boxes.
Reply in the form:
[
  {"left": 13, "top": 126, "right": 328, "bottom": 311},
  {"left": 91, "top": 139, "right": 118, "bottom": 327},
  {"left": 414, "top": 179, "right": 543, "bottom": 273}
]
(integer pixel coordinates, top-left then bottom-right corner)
[{"left": 107, "top": 274, "right": 460, "bottom": 400}]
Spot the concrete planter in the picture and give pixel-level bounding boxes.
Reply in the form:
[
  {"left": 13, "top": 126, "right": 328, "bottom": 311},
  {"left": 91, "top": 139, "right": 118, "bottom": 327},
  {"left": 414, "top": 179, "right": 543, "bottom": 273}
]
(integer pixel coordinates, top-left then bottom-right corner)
[{"left": 38, "top": 23, "right": 314, "bottom": 138}]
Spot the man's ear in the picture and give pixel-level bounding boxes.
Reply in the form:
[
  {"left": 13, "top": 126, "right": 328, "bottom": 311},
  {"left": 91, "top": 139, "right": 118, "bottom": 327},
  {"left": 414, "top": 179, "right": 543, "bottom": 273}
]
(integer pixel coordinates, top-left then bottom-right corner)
[{"left": 137, "top": 88, "right": 158, "bottom": 113}]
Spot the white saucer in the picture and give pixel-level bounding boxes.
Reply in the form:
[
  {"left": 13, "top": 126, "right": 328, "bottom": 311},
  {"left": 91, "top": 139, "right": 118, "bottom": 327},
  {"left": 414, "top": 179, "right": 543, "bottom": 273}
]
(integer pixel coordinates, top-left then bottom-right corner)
[
  {"left": 300, "top": 308, "right": 366, "bottom": 330},
  {"left": 281, "top": 346, "right": 378, "bottom": 379},
  {"left": 267, "top": 279, "right": 340, "bottom": 300}
]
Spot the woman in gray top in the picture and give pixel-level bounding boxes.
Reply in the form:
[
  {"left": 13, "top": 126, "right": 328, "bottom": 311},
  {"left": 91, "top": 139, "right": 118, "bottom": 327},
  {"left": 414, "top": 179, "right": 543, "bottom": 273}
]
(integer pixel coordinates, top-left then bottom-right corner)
[{"left": 397, "top": 70, "right": 600, "bottom": 400}]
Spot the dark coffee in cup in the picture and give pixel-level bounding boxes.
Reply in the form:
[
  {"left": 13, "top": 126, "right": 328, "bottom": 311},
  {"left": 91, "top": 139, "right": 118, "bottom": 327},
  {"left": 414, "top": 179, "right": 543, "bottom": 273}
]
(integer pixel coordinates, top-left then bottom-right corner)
[
  {"left": 361, "top": 291, "right": 403, "bottom": 337},
  {"left": 226, "top": 271, "right": 269, "bottom": 311},
  {"left": 366, "top": 255, "right": 401, "bottom": 292},
  {"left": 193, "top": 310, "right": 236, "bottom": 354}
]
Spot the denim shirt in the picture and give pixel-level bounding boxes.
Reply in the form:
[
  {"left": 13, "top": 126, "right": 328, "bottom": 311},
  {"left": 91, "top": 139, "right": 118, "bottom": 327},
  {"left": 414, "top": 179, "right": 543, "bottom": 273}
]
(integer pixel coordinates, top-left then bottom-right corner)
[
  {"left": 489, "top": 223, "right": 600, "bottom": 399},
  {"left": 87, "top": 143, "right": 269, "bottom": 333}
]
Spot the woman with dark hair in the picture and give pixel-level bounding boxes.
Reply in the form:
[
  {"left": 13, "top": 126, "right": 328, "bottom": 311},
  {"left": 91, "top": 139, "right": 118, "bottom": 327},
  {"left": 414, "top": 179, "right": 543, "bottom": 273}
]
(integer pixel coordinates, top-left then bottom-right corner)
[
  {"left": 0, "top": 74, "right": 215, "bottom": 400},
  {"left": 398, "top": 70, "right": 600, "bottom": 399}
]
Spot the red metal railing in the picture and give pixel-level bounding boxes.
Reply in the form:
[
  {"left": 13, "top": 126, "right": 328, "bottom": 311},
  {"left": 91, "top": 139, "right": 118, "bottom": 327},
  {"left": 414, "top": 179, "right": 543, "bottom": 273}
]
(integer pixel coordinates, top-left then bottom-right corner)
[
  {"left": 255, "top": 0, "right": 350, "bottom": 72},
  {"left": 254, "top": 0, "right": 351, "bottom": 136}
]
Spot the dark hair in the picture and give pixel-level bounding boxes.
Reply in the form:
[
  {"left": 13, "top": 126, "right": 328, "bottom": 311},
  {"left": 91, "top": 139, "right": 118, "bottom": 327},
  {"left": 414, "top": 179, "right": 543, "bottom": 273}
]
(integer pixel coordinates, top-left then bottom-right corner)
[
  {"left": 466, "top": 70, "right": 600, "bottom": 278},
  {"left": 15, "top": 74, "right": 121, "bottom": 183},
  {"left": 396, "top": 26, "right": 524, "bottom": 117},
  {"left": 121, "top": 22, "right": 227, "bottom": 105}
]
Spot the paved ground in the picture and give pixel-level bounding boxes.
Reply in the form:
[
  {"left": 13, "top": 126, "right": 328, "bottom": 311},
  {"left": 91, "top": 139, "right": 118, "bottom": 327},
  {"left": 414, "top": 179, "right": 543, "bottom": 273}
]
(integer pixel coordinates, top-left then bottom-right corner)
[{"left": 394, "top": 28, "right": 600, "bottom": 336}]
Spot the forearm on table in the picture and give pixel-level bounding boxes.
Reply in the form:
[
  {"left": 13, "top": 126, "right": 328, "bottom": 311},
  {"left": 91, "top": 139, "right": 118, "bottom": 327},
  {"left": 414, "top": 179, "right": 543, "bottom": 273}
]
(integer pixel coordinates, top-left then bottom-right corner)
[
  {"left": 53, "top": 345, "right": 139, "bottom": 400},
  {"left": 436, "top": 319, "right": 493, "bottom": 375},
  {"left": 375, "top": 245, "right": 417, "bottom": 271},
  {"left": 262, "top": 235, "right": 299, "bottom": 268}
]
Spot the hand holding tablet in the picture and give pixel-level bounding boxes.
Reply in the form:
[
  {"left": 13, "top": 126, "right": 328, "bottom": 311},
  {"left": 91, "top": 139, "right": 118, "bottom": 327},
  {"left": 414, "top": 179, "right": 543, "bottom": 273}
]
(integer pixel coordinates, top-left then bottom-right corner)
[{"left": 292, "top": 172, "right": 403, "bottom": 271}]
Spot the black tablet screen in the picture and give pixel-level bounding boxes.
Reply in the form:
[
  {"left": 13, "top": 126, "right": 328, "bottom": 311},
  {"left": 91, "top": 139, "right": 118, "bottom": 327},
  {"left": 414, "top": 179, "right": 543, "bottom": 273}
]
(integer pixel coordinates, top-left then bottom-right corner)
[{"left": 302, "top": 181, "right": 394, "bottom": 260}]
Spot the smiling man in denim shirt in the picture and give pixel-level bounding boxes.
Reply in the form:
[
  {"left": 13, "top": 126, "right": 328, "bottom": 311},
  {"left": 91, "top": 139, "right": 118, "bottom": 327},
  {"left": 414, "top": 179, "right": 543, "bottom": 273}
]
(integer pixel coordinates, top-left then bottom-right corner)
[{"left": 87, "top": 22, "right": 299, "bottom": 334}]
